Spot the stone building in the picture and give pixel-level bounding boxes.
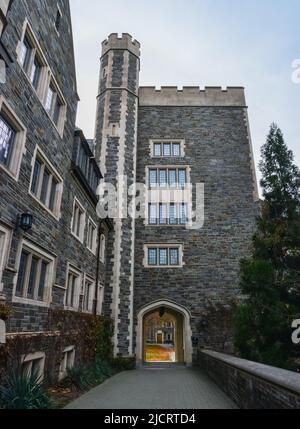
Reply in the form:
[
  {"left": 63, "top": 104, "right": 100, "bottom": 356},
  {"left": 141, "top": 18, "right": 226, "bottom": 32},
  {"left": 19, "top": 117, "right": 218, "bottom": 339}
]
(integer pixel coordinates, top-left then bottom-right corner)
[
  {"left": 0, "top": 0, "right": 259, "bottom": 377},
  {"left": 0, "top": 0, "right": 110, "bottom": 382},
  {"left": 95, "top": 34, "right": 259, "bottom": 366}
]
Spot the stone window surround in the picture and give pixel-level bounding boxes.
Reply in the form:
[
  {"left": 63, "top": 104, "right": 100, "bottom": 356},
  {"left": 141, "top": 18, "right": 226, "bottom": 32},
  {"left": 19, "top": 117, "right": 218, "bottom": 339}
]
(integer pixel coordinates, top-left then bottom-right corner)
[
  {"left": 58, "top": 346, "right": 75, "bottom": 381},
  {"left": 143, "top": 244, "right": 184, "bottom": 269},
  {"left": 99, "top": 233, "right": 106, "bottom": 264},
  {"left": 12, "top": 239, "right": 56, "bottom": 308},
  {"left": 29, "top": 145, "right": 64, "bottom": 221},
  {"left": 64, "top": 262, "right": 82, "bottom": 312},
  {"left": 21, "top": 351, "right": 45, "bottom": 381},
  {"left": 16, "top": 18, "right": 67, "bottom": 138},
  {"left": 0, "top": 96, "right": 27, "bottom": 181},
  {"left": 150, "top": 139, "right": 186, "bottom": 158},
  {"left": 0, "top": 223, "right": 11, "bottom": 294},
  {"left": 82, "top": 274, "right": 95, "bottom": 314},
  {"left": 86, "top": 217, "right": 97, "bottom": 255},
  {"left": 70, "top": 197, "right": 86, "bottom": 244}
]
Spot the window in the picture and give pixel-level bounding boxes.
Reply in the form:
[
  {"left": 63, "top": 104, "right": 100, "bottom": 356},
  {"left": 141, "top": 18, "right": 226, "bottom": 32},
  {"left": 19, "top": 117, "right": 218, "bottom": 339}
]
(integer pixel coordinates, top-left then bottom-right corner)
[
  {"left": 148, "top": 167, "right": 188, "bottom": 189},
  {"left": 14, "top": 242, "right": 54, "bottom": 306},
  {"left": 0, "top": 97, "right": 26, "bottom": 180},
  {"left": 65, "top": 266, "right": 82, "bottom": 310},
  {"left": 87, "top": 219, "right": 97, "bottom": 254},
  {"left": 59, "top": 346, "right": 75, "bottom": 381},
  {"left": 148, "top": 203, "right": 188, "bottom": 226},
  {"left": 71, "top": 198, "right": 86, "bottom": 243},
  {"left": 145, "top": 245, "right": 183, "bottom": 268},
  {"left": 22, "top": 352, "right": 45, "bottom": 381},
  {"left": 17, "top": 21, "right": 67, "bottom": 136},
  {"left": 151, "top": 140, "right": 185, "bottom": 158},
  {"left": 97, "top": 284, "right": 104, "bottom": 315},
  {"left": 0, "top": 225, "right": 11, "bottom": 292},
  {"left": 100, "top": 234, "right": 106, "bottom": 263},
  {"left": 44, "top": 79, "right": 66, "bottom": 134},
  {"left": 30, "top": 147, "right": 63, "bottom": 219},
  {"left": 83, "top": 277, "right": 95, "bottom": 313},
  {"left": 55, "top": 7, "right": 62, "bottom": 33}
]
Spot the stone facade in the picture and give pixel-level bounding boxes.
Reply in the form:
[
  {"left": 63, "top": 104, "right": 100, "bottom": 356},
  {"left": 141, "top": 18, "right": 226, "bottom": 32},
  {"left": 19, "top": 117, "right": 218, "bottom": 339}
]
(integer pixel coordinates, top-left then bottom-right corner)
[
  {"left": 0, "top": 1, "right": 259, "bottom": 374},
  {"left": 95, "top": 35, "right": 259, "bottom": 362},
  {"left": 0, "top": 0, "right": 110, "bottom": 380}
]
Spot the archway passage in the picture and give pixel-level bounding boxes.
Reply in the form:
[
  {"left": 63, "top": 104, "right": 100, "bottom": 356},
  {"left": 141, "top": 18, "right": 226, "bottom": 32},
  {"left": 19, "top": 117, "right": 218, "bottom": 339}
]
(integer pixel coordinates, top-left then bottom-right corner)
[{"left": 143, "top": 308, "right": 184, "bottom": 363}]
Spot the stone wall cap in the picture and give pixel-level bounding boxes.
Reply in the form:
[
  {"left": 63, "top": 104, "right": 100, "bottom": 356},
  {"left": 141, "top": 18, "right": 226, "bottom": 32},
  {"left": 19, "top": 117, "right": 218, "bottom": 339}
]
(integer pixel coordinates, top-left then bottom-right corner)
[
  {"left": 200, "top": 350, "right": 300, "bottom": 395},
  {"left": 139, "top": 86, "right": 246, "bottom": 107},
  {"left": 102, "top": 33, "right": 141, "bottom": 57}
]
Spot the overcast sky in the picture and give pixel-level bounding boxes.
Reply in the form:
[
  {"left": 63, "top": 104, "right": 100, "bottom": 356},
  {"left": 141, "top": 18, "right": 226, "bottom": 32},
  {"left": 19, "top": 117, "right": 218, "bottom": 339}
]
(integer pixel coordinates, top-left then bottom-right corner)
[{"left": 70, "top": 0, "right": 300, "bottom": 187}]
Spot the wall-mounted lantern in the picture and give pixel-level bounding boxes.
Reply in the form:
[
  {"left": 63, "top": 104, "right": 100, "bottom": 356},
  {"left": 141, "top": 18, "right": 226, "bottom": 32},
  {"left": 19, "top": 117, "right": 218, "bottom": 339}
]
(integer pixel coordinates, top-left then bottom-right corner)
[{"left": 19, "top": 212, "right": 33, "bottom": 232}]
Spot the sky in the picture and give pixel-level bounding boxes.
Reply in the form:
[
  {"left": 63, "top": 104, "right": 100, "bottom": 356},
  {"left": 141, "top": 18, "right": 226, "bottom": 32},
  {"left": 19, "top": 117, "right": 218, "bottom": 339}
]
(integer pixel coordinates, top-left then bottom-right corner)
[{"left": 70, "top": 0, "right": 300, "bottom": 188}]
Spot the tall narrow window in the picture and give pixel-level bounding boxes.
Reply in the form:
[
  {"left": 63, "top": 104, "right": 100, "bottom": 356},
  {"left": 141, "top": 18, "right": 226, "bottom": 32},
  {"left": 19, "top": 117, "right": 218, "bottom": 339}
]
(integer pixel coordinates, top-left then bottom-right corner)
[
  {"left": 71, "top": 199, "right": 86, "bottom": 242},
  {"left": 149, "top": 170, "right": 157, "bottom": 188},
  {"left": 19, "top": 36, "right": 31, "bottom": 71},
  {"left": 99, "top": 234, "right": 106, "bottom": 263},
  {"left": 0, "top": 114, "right": 15, "bottom": 168},
  {"left": 65, "top": 268, "right": 81, "bottom": 310},
  {"left": 83, "top": 278, "right": 95, "bottom": 313},
  {"left": 149, "top": 204, "right": 157, "bottom": 225},
  {"left": 159, "top": 170, "right": 167, "bottom": 188},
  {"left": 178, "top": 169, "right": 187, "bottom": 188},
  {"left": 87, "top": 219, "right": 97, "bottom": 255},
  {"left": 30, "top": 149, "right": 63, "bottom": 218},
  {"left": 169, "top": 204, "right": 178, "bottom": 225},
  {"left": 30, "top": 56, "right": 41, "bottom": 90},
  {"left": 148, "top": 248, "right": 157, "bottom": 266},
  {"left": 45, "top": 85, "right": 54, "bottom": 114},
  {"left": 55, "top": 7, "right": 62, "bottom": 32},
  {"left": 159, "top": 248, "right": 168, "bottom": 266},
  {"left": 159, "top": 204, "right": 168, "bottom": 225}
]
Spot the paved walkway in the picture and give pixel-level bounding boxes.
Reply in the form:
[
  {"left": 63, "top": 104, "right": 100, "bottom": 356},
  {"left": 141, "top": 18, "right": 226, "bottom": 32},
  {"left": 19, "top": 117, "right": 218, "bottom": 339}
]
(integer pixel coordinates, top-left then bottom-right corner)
[{"left": 66, "top": 367, "right": 237, "bottom": 409}]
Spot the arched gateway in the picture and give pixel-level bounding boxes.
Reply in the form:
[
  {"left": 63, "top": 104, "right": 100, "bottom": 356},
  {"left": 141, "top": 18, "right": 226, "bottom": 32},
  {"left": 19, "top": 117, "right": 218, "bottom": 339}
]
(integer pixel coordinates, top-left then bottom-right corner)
[{"left": 136, "top": 301, "right": 193, "bottom": 366}]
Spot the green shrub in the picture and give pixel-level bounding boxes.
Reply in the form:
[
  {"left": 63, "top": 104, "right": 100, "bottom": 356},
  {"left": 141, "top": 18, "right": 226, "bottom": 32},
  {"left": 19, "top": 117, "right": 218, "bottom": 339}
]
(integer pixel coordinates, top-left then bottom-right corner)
[
  {"left": 0, "top": 368, "right": 51, "bottom": 410},
  {"left": 65, "top": 366, "right": 91, "bottom": 392},
  {"left": 112, "top": 357, "right": 136, "bottom": 371}
]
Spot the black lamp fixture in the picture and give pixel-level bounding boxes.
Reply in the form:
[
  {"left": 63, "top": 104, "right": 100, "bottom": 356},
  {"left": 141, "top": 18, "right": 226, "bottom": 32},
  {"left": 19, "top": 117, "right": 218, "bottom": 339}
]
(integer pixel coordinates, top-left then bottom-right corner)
[{"left": 19, "top": 212, "right": 33, "bottom": 232}]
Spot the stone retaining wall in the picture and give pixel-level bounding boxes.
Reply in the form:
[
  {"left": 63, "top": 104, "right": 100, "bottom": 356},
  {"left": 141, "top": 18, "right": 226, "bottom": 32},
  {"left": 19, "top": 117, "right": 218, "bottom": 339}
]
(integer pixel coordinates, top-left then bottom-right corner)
[{"left": 198, "top": 350, "right": 300, "bottom": 409}]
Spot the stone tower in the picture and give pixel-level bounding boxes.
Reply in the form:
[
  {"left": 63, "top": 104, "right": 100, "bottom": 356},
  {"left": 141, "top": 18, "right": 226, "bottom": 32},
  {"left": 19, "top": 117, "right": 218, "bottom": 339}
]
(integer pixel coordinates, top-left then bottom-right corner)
[{"left": 94, "top": 33, "right": 140, "bottom": 356}]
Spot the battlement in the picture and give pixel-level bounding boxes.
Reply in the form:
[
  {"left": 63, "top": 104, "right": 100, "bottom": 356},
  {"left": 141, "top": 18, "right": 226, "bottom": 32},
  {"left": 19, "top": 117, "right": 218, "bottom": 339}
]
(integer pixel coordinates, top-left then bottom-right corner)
[
  {"left": 139, "top": 86, "right": 246, "bottom": 107},
  {"left": 102, "top": 33, "right": 141, "bottom": 58}
]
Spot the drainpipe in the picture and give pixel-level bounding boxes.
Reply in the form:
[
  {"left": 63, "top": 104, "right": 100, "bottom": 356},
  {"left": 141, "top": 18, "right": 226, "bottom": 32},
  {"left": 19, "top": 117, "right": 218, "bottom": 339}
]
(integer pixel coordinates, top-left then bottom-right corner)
[{"left": 93, "top": 219, "right": 103, "bottom": 316}]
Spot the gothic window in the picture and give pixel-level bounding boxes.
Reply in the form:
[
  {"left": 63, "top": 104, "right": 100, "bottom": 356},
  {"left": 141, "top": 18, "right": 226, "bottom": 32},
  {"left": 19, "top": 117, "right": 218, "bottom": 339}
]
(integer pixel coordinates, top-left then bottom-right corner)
[
  {"left": 55, "top": 7, "right": 62, "bottom": 33},
  {"left": 148, "top": 167, "right": 188, "bottom": 190},
  {"left": 65, "top": 266, "right": 82, "bottom": 310},
  {"left": 30, "top": 147, "right": 63, "bottom": 218},
  {"left": 83, "top": 277, "right": 95, "bottom": 313},
  {"left": 151, "top": 140, "right": 184, "bottom": 158},
  {"left": 147, "top": 203, "right": 188, "bottom": 226},
  {"left": 14, "top": 241, "right": 54, "bottom": 306},
  {"left": 0, "top": 113, "right": 15, "bottom": 168},
  {"left": 87, "top": 219, "right": 97, "bottom": 255},
  {"left": 146, "top": 246, "right": 183, "bottom": 268}
]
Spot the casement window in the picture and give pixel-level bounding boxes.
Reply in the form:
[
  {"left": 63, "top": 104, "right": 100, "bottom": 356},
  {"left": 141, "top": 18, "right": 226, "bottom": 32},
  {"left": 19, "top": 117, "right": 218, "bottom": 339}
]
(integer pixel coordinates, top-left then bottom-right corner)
[
  {"left": 82, "top": 277, "right": 95, "bottom": 313},
  {"left": 148, "top": 168, "right": 187, "bottom": 189},
  {"left": 145, "top": 245, "right": 183, "bottom": 268},
  {"left": 71, "top": 198, "right": 86, "bottom": 243},
  {"left": 151, "top": 140, "right": 184, "bottom": 158},
  {"left": 99, "top": 234, "right": 106, "bottom": 263},
  {"left": 44, "top": 79, "right": 66, "bottom": 134},
  {"left": 87, "top": 218, "right": 97, "bottom": 255},
  {"left": 0, "top": 97, "right": 26, "bottom": 180},
  {"left": 17, "top": 20, "right": 67, "bottom": 137},
  {"left": 22, "top": 352, "right": 45, "bottom": 381},
  {"left": 59, "top": 346, "right": 75, "bottom": 381},
  {"left": 65, "top": 265, "right": 82, "bottom": 310},
  {"left": 148, "top": 203, "right": 188, "bottom": 225},
  {"left": 14, "top": 241, "right": 54, "bottom": 307},
  {"left": 0, "top": 225, "right": 11, "bottom": 292},
  {"left": 30, "top": 147, "right": 63, "bottom": 219}
]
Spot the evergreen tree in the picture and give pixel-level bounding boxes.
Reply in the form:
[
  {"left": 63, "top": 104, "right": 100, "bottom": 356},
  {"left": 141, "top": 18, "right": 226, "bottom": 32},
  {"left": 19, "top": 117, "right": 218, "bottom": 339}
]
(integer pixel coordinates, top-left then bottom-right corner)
[{"left": 234, "top": 124, "right": 300, "bottom": 370}]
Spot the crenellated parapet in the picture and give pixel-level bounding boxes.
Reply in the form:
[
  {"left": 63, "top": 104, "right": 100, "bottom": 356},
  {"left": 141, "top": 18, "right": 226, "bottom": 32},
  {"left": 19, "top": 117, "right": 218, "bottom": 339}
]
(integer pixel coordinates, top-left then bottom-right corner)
[
  {"left": 139, "top": 86, "right": 246, "bottom": 107},
  {"left": 102, "top": 33, "right": 141, "bottom": 58}
]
